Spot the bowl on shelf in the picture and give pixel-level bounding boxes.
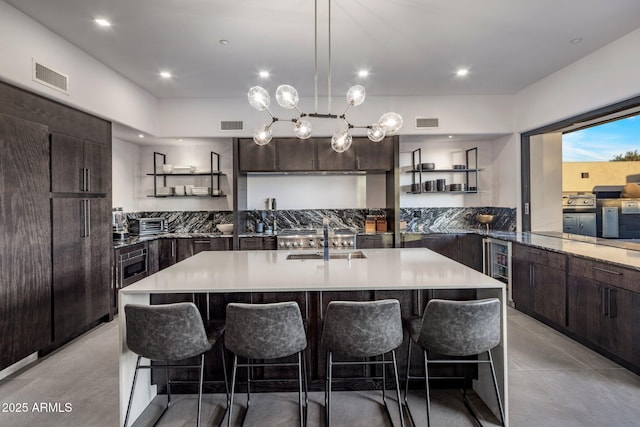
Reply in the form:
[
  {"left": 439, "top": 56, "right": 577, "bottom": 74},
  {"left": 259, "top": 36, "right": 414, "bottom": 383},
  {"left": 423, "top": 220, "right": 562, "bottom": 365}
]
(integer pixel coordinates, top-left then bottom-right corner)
[
  {"left": 216, "top": 223, "right": 234, "bottom": 234},
  {"left": 161, "top": 164, "right": 173, "bottom": 173}
]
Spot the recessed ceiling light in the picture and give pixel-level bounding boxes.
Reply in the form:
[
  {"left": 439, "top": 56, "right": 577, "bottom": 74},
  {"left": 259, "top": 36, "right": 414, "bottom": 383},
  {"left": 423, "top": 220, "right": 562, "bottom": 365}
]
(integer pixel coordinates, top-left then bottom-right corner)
[
  {"left": 259, "top": 70, "right": 269, "bottom": 78},
  {"left": 456, "top": 68, "right": 469, "bottom": 77},
  {"left": 570, "top": 37, "right": 583, "bottom": 44},
  {"left": 160, "top": 71, "right": 172, "bottom": 79},
  {"left": 178, "top": 138, "right": 183, "bottom": 142},
  {"left": 94, "top": 18, "right": 111, "bottom": 27},
  {"left": 138, "top": 134, "right": 144, "bottom": 138},
  {"left": 448, "top": 135, "right": 453, "bottom": 139},
  {"left": 358, "top": 69, "right": 369, "bottom": 78},
  {"left": 219, "top": 39, "right": 230, "bottom": 46}
]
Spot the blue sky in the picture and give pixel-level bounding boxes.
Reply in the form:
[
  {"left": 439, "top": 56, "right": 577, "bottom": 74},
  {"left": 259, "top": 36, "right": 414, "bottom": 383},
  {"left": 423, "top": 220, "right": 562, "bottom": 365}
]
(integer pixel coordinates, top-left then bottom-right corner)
[{"left": 562, "top": 115, "right": 640, "bottom": 162}]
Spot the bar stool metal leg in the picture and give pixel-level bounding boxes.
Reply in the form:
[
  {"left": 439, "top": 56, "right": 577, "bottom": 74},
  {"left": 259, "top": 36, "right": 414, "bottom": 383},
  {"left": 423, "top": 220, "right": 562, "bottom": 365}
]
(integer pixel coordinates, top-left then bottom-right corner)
[
  {"left": 488, "top": 350, "right": 506, "bottom": 426},
  {"left": 423, "top": 350, "right": 431, "bottom": 427},
  {"left": 124, "top": 356, "right": 142, "bottom": 427},
  {"left": 391, "top": 350, "right": 405, "bottom": 427},
  {"left": 227, "top": 355, "right": 238, "bottom": 427}
]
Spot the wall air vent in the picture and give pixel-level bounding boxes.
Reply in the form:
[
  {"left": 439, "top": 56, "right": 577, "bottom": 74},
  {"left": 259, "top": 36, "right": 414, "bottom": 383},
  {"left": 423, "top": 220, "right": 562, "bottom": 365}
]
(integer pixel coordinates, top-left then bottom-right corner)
[
  {"left": 220, "top": 120, "right": 243, "bottom": 131},
  {"left": 32, "top": 60, "right": 69, "bottom": 94},
  {"left": 415, "top": 117, "right": 439, "bottom": 128}
]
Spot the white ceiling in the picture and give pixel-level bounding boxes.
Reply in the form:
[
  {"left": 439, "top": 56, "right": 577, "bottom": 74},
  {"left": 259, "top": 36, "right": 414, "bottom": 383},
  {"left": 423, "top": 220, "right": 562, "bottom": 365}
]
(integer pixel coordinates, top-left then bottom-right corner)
[{"left": 7, "top": 0, "right": 640, "bottom": 100}]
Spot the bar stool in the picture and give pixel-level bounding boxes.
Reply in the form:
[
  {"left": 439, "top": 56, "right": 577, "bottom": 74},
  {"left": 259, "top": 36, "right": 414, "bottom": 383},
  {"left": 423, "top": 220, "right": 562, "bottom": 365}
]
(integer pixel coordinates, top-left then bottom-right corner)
[
  {"left": 322, "top": 299, "right": 405, "bottom": 427},
  {"left": 124, "top": 302, "right": 228, "bottom": 427},
  {"left": 403, "top": 298, "right": 505, "bottom": 427},
  {"left": 225, "top": 301, "right": 308, "bottom": 427}
]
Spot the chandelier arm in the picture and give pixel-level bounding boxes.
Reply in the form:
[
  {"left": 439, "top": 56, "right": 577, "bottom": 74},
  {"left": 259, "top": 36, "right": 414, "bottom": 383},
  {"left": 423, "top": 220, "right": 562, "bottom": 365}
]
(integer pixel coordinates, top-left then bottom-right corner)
[
  {"left": 342, "top": 103, "right": 352, "bottom": 117},
  {"left": 264, "top": 106, "right": 276, "bottom": 118}
]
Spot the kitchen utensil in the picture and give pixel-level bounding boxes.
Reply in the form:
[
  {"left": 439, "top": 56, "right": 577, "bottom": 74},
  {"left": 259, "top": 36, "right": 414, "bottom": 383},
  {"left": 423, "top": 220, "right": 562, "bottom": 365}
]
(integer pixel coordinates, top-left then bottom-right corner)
[
  {"left": 436, "top": 179, "right": 446, "bottom": 191},
  {"left": 449, "top": 183, "right": 466, "bottom": 192},
  {"left": 424, "top": 180, "right": 437, "bottom": 192},
  {"left": 411, "top": 183, "right": 421, "bottom": 193},
  {"left": 453, "top": 164, "right": 466, "bottom": 170},
  {"left": 257, "top": 222, "right": 264, "bottom": 233},
  {"left": 419, "top": 162, "right": 435, "bottom": 170},
  {"left": 161, "top": 164, "right": 173, "bottom": 173},
  {"left": 185, "top": 185, "right": 194, "bottom": 195},
  {"left": 174, "top": 185, "right": 185, "bottom": 196},
  {"left": 192, "top": 186, "right": 210, "bottom": 195}
]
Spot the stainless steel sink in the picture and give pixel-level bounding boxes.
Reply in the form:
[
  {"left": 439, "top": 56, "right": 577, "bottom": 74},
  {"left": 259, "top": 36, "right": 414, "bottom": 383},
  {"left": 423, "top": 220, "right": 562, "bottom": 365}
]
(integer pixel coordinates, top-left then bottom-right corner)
[{"left": 286, "top": 251, "right": 366, "bottom": 260}]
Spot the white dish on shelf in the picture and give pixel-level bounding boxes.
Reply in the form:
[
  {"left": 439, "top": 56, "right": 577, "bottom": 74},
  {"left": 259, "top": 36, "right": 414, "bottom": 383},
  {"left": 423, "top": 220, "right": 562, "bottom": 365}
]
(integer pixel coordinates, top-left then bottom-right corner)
[
  {"left": 156, "top": 186, "right": 173, "bottom": 196},
  {"left": 172, "top": 165, "right": 196, "bottom": 174},
  {"left": 161, "top": 164, "right": 174, "bottom": 173},
  {"left": 191, "top": 186, "right": 210, "bottom": 195}
]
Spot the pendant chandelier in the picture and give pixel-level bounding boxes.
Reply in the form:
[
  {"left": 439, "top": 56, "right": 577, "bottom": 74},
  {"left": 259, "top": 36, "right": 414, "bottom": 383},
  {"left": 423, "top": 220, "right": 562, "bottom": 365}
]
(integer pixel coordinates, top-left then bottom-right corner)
[{"left": 247, "top": 0, "right": 403, "bottom": 153}]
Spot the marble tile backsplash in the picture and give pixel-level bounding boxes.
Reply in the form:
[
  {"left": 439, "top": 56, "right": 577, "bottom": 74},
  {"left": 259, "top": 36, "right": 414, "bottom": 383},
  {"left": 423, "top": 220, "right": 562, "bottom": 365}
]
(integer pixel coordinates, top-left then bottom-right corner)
[
  {"left": 400, "top": 207, "right": 516, "bottom": 232},
  {"left": 122, "top": 207, "right": 516, "bottom": 233},
  {"left": 125, "top": 211, "right": 233, "bottom": 233}
]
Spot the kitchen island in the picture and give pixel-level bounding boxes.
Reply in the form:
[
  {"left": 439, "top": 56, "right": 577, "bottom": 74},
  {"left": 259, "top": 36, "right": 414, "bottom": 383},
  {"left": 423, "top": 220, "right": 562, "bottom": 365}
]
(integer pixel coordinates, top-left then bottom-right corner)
[{"left": 119, "top": 248, "right": 508, "bottom": 426}]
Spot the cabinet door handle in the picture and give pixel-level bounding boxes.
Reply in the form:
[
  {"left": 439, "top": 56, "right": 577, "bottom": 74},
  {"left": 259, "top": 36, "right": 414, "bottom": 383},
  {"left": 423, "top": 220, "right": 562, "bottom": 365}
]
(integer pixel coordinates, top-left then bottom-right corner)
[
  {"left": 171, "top": 241, "right": 176, "bottom": 257},
  {"left": 608, "top": 288, "right": 616, "bottom": 318},
  {"left": 79, "top": 168, "right": 85, "bottom": 191},
  {"left": 319, "top": 291, "right": 324, "bottom": 320},
  {"left": 86, "top": 168, "right": 91, "bottom": 192},
  {"left": 194, "top": 240, "right": 210, "bottom": 244},
  {"left": 593, "top": 266, "right": 622, "bottom": 276},
  {"left": 85, "top": 200, "right": 90, "bottom": 237},
  {"left": 531, "top": 264, "right": 535, "bottom": 287},
  {"left": 601, "top": 287, "right": 609, "bottom": 317}
]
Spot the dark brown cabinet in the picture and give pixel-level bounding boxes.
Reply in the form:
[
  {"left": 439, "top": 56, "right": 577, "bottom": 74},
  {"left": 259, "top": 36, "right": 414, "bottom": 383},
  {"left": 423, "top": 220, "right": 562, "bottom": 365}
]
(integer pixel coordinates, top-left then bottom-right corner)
[
  {"left": 149, "top": 237, "right": 232, "bottom": 273},
  {"left": 50, "top": 133, "right": 108, "bottom": 194},
  {"left": 400, "top": 233, "right": 482, "bottom": 272},
  {"left": 567, "top": 256, "right": 640, "bottom": 368},
  {"left": 277, "top": 138, "right": 317, "bottom": 170},
  {"left": 352, "top": 137, "right": 394, "bottom": 171},
  {"left": 52, "top": 198, "right": 111, "bottom": 342},
  {"left": 511, "top": 243, "right": 567, "bottom": 327},
  {"left": 238, "top": 138, "right": 277, "bottom": 172},
  {"left": 238, "top": 136, "right": 395, "bottom": 172},
  {"left": 239, "top": 236, "right": 277, "bottom": 250},
  {"left": 0, "top": 114, "right": 52, "bottom": 370},
  {"left": 0, "top": 81, "right": 112, "bottom": 363},
  {"left": 316, "top": 139, "right": 357, "bottom": 170}
]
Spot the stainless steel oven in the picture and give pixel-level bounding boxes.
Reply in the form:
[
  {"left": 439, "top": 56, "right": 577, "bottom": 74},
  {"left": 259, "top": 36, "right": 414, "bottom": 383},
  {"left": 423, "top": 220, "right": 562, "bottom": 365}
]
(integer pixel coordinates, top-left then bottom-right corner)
[{"left": 113, "top": 243, "right": 148, "bottom": 314}]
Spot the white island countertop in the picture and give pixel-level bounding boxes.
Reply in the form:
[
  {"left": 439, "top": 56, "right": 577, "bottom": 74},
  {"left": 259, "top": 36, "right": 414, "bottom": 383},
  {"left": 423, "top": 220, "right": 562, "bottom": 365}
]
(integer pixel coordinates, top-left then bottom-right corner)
[
  {"left": 121, "top": 248, "right": 505, "bottom": 294},
  {"left": 119, "top": 248, "right": 508, "bottom": 426}
]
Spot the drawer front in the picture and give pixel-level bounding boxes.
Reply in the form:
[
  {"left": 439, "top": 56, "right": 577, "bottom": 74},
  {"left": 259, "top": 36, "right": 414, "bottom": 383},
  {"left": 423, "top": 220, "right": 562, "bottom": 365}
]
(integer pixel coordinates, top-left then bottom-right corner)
[
  {"left": 512, "top": 243, "right": 566, "bottom": 270},
  {"left": 569, "top": 256, "right": 640, "bottom": 293}
]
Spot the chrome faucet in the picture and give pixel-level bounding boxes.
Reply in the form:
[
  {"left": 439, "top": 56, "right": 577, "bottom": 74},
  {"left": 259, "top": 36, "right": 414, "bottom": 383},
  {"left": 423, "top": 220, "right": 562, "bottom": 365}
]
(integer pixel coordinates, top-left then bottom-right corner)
[{"left": 323, "top": 217, "right": 329, "bottom": 261}]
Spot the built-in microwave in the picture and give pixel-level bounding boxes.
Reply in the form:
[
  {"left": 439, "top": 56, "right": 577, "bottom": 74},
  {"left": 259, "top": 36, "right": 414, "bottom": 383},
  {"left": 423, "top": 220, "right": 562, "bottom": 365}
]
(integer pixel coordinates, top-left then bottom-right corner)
[{"left": 129, "top": 218, "right": 168, "bottom": 235}]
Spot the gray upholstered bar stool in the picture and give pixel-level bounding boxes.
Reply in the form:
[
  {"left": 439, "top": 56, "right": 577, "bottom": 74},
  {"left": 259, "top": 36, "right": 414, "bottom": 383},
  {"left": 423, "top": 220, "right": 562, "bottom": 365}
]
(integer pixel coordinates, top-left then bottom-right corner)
[
  {"left": 124, "top": 302, "right": 228, "bottom": 427},
  {"left": 403, "top": 298, "right": 505, "bottom": 427},
  {"left": 322, "top": 299, "right": 405, "bottom": 427},
  {"left": 224, "top": 301, "right": 308, "bottom": 427}
]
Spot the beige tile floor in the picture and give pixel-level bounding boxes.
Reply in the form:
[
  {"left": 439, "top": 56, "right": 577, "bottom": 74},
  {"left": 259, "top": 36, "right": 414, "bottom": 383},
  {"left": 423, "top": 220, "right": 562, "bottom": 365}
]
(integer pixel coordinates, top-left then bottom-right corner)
[{"left": 1, "top": 308, "right": 639, "bottom": 426}]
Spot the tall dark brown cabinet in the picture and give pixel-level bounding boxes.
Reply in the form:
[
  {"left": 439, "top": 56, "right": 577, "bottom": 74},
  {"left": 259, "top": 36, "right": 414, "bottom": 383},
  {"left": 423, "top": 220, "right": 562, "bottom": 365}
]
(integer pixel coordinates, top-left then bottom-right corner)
[
  {"left": 0, "top": 80, "right": 112, "bottom": 368},
  {"left": 0, "top": 114, "right": 52, "bottom": 369}
]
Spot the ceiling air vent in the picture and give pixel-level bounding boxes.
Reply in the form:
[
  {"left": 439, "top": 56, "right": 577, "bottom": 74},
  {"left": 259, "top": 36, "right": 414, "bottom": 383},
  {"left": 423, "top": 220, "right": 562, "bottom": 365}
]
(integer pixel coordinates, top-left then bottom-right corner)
[
  {"left": 415, "top": 117, "right": 439, "bottom": 128},
  {"left": 32, "top": 60, "right": 69, "bottom": 94},
  {"left": 219, "top": 120, "right": 243, "bottom": 131}
]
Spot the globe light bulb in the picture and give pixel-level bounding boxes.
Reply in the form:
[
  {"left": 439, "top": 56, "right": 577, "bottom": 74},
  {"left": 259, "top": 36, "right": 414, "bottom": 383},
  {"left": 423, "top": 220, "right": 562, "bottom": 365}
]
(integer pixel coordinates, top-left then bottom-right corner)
[
  {"left": 331, "top": 129, "right": 353, "bottom": 153},
  {"left": 253, "top": 126, "right": 273, "bottom": 145},
  {"left": 293, "top": 119, "right": 312, "bottom": 139},
  {"left": 247, "top": 86, "right": 271, "bottom": 111},
  {"left": 379, "top": 112, "right": 403, "bottom": 135},
  {"left": 346, "top": 85, "right": 366, "bottom": 106},
  {"left": 367, "top": 124, "right": 386, "bottom": 142},
  {"left": 275, "top": 85, "right": 299, "bottom": 109}
]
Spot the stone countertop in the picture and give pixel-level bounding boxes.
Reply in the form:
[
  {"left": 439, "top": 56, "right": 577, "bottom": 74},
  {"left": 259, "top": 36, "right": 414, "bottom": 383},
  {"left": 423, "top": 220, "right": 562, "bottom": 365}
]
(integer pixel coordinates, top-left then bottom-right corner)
[
  {"left": 481, "top": 231, "right": 640, "bottom": 271},
  {"left": 120, "top": 248, "right": 505, "bottom": 294},
  {"left": 113, "top": 232, "right": 232, "bottom": 249}
]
